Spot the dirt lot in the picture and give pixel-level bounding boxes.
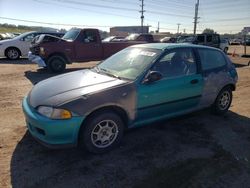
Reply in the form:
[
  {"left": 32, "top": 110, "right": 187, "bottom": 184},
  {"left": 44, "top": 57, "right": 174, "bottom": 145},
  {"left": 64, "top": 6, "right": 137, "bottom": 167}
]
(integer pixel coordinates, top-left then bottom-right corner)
[{"left": 0, "top": 54, "right": 250, "bottom": 188}]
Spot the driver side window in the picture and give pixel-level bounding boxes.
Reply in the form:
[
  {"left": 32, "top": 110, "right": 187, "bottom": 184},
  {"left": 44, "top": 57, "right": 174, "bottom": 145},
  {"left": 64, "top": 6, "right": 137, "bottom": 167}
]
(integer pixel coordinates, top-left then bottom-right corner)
[
  {"left": 152, "top": 48, "right": 197, "bottom": 78},
  {"left": 82, "top": 31, "right": 97, "bottom": 43},
  {"left": 22, "top": 33, "right": 36, "bottom": 42}
]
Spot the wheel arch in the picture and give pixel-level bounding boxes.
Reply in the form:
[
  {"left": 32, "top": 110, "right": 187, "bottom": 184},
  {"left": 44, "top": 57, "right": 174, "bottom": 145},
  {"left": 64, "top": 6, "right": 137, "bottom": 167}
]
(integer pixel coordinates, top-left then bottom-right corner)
[
  {"left": 46, "top": 52, "right": 69, "bottom": 64},
  {"left": 212, "top": 83, "right": 235, "bottom": 106},
  {"left": 4, "top": 46, "right": 22, "bottom": 57},
  {"left": 77, "top": 105, "right": 129, "bottom": 143},
  {"left": 222, "top": 83, "right": 236, "bottom": 91},
  {"left": 84, "top": 105, "right": 129, "bottom": 128}
]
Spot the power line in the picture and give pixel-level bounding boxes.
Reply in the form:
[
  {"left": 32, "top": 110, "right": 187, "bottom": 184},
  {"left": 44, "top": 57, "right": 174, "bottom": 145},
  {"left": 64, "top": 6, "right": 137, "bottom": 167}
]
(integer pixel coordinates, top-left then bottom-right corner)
[
  {"left": 34, "top": 0, "right": 138, "bottom": 20},
  {"left": 144, "top": 1, "right": 193, "bottom": 13},
  {"left": 147, "top": 0, "right": 193, "bottom": 8},
  {"left": 0, "top": 16, "right": 113, "bottom": 28},
  {"left": 202, "top": 17, "right": 250, "bottom": 23},
  {"left": 50, "top": 0, "right": 137, "bottom": 12},
  {"left": 147, "top": 10, "right": 193, "bottom": 18},
  {"left": 35, "top": 0, "right": 189, "bottom": 29}
]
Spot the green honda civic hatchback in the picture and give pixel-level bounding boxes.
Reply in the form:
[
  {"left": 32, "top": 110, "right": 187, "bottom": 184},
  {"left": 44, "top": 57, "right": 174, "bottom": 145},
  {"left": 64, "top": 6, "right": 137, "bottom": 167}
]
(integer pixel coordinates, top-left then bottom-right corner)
[{"left": 22, "top": 43, "right": 238, "bottom": 153}]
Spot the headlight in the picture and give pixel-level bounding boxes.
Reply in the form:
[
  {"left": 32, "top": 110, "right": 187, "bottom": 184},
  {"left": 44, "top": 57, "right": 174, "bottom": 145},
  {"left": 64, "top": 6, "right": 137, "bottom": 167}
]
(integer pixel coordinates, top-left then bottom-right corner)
[
  {"left": 37, "top": 106, "right": 72, "bottom": 119},
  {"left": 40, "top": 47, "right": 45, "bottom": 55}
]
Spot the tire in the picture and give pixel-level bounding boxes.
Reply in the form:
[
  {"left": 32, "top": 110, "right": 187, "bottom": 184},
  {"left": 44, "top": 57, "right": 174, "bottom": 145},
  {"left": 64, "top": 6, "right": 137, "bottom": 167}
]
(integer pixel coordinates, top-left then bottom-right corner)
[
  {"left": 79, "top": 111, "right": 124, "bottom": 153},
  {"left": 47, "top": 55, "right": 66, "bottom": 73},
  {"left": 212, "top": 87, "right": 232, "bottom": 115},
  {"left": 5, "top": 47, "right": 20, "bottom": 60}
]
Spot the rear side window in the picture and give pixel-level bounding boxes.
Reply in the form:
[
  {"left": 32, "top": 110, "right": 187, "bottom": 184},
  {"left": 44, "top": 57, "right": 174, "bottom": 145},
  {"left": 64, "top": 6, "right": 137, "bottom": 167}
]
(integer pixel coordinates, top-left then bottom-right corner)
[
  {"left": 198, "top": 49, "right": 226, "bottom": 70},
  {"left": 197, "top": 35, "right": 205, "bottom": 43},
  {"left": 212, "top": 35, "right": 219, "bottom": 44},
  {"left": 207, "top": 35, "right": 212, "bottom": 43}
]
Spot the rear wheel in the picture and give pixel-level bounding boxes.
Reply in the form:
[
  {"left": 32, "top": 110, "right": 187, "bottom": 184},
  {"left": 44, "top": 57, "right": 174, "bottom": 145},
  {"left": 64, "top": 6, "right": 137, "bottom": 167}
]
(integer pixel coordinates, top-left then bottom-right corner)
[
  {"left": 6, "top": 47, "right": 20, "bottom": 60},
  {"left": 47, "top": 55, "right": 66, "bottom": 73},
  {"left": 212, "top": 87, "right": 232, "bottom": 115},
  {"left": 79, "top": 111, "right": 124, "bottom": 153}
]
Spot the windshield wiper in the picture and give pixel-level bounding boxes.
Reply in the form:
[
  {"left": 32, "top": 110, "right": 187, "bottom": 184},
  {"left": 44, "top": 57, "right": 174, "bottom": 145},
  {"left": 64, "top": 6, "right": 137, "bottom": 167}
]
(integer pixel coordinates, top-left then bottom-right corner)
[
  {"left": 99, "top": 68, "right": 121, "bottom": 79},
  {"left": 93, "top": 66, "right": 100, "bottom": 73}
]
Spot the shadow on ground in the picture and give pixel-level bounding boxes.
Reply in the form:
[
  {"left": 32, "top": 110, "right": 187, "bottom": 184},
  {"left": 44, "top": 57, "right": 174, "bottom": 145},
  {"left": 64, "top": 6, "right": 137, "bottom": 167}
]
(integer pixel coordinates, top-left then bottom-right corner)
[
  {"left": 10, "top": 110, "right": 250, "bottom": 187},
  {"left": 0, "top": 58, "right": 33, "bottom": 64},
  {"left": 234, "top": 63, "right": 249, "bottom": 68}
]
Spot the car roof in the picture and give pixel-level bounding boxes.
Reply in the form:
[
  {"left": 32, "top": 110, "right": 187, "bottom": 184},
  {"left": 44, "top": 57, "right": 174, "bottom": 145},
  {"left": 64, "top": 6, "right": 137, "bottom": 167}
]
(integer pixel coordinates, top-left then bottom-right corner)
[{"left": 131, "top": 43, "right": 221, "bottom": 51}]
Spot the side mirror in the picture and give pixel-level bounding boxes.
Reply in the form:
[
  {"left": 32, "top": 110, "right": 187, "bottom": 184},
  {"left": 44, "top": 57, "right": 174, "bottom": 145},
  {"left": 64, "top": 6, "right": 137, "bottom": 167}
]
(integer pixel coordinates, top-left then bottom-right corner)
[{"left": 143, "top": 71, "right": 163, "bottom": 84}]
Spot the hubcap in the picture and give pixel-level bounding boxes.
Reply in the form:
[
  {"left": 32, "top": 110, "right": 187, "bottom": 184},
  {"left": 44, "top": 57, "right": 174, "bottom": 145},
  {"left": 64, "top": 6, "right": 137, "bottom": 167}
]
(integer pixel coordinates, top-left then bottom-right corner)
[
  {"left": 218, "top": 91, "right": 231, "bottom": 110},
  {"left": 52, "top": 59, "right": 63, "bottom": 70},
  {"left": 8, "top": 49, "right": 19, "bottom": 59},
  {"left": 91, "top": 120, "right": 119, "bottom": 148}
]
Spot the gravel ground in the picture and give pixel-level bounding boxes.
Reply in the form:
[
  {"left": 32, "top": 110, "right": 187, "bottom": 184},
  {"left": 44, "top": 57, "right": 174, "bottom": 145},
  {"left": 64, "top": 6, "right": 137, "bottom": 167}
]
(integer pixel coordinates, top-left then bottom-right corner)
[{"left": 0, "top": 53, "right": 250, "bottom": 188}]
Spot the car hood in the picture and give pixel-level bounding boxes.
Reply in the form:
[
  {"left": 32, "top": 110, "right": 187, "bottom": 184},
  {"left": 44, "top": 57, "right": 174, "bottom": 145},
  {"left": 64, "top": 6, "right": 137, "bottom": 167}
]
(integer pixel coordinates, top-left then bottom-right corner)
[
  {"left": 32, "top": 34, "right": 63, "bottom": 45},
  {"left": 28, "top": 69, "right": 128, "bottom": 107}
]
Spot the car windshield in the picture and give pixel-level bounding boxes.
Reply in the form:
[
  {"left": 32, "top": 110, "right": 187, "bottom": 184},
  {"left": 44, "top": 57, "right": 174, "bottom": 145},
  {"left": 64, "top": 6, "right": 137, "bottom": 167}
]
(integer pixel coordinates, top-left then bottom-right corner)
[
  {"left": 126, "top": 34, "right": 139, "bottom": 40},
  {"left": 13, "top": 31, "right": 35, "bottom": 40},
  {"left": 95, "top": 47, "right": 161, "bottom": 80},
  {"left": 177, "top": 36, "right": 195, "bottom": 43},
  {"left": 62, "top": 29, "right": 80, "bottom": 41}
]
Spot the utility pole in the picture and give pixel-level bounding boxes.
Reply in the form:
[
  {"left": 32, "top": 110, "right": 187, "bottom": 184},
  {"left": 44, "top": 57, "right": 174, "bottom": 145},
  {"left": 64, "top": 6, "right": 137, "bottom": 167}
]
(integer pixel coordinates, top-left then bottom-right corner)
[
  {"left": 157, "top": 21, "right": 160, "bottom": 33},
  {"left": 139, "top": 0, "right": 145, "bottom": 33},
  {"left": 177, "top": 23, "right": 181, "bottom": 34},
  {"left": 193, "top": 0, "right": 200, "bottom": 34}
]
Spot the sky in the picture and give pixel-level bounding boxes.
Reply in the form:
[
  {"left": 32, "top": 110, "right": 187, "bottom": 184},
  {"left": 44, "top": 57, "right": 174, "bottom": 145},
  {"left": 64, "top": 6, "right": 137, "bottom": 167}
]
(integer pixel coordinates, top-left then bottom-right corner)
[{"left": 0, "top": 0, "right": 249, "bottom": 34}]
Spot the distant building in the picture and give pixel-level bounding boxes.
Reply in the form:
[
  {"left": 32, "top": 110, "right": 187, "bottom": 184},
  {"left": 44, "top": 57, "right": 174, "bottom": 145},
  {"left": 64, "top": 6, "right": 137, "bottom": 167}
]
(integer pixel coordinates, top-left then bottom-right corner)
[
  {"left": 242, "top": 27, "right": 250, "bottom": 34},
  {"left": 110, "top": 26, "right": 149, "bottom": 37}
]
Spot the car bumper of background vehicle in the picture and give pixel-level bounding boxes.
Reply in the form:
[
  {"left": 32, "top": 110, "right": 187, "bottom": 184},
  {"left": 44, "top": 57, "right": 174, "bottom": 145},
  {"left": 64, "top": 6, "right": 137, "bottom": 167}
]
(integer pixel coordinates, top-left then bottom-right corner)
[
  {"left": 22, "top": 96, "right": 85, "bottom": 148},
  {"left": 28, "top": 51, "right": 47, "bottom": 67},
  {"left": 0, "top": 47, "right": 5, "bottom": 57}
]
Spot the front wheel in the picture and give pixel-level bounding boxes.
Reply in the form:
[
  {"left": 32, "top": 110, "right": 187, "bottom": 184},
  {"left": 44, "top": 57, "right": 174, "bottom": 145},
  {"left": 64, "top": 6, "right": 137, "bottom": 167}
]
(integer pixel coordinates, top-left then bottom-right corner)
[
  {"left": 212, "top": 87, "right": 232, "bottom": 115},
  {"left": 6, "top": 47, "right": 20, "bottom": 60},
  {"left": 47, "top": 55, "right": 66, "bottom": 73},
  {"left": 79, "top": 112, "right": 124, "bottom": 153}
]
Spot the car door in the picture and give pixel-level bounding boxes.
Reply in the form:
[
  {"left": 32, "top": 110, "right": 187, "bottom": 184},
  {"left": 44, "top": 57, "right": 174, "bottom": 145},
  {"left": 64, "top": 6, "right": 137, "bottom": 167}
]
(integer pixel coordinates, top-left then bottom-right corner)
[
  {"left": 75, "top": 30, "right": 103, "bottom": 61},
  {"left": 196, "top": 48, "right": 228, "bottom": 107},
  {"left": 21, "top": 33, "right": 38, "bottom": 56},
  {"left": 135, "top": 48, "right": 204, "bottom": 124}
]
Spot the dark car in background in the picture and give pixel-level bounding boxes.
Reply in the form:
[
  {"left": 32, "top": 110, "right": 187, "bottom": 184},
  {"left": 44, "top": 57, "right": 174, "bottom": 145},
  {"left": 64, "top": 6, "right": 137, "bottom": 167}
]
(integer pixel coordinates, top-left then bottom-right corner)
[
  {"left": 177, "top": 33, "right": 221, "bottom": 48},
  {"left": 177, "top": 33, "right": 229, "bottom": 53}
]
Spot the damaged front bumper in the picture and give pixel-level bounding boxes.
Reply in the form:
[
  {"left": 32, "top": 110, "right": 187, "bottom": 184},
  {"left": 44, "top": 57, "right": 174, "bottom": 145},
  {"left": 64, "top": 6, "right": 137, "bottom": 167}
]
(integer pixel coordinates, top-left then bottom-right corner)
[{"left": 28, "top": 51, "right": 47, "bottom": 67}]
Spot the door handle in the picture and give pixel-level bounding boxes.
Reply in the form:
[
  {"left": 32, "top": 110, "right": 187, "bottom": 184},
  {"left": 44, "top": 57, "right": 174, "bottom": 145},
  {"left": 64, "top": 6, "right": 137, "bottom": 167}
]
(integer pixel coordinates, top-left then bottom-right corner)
[{"left": 190, "top": 79, "right": 199, "bottom": 84}]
